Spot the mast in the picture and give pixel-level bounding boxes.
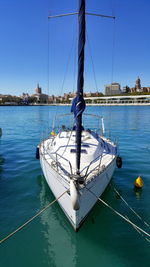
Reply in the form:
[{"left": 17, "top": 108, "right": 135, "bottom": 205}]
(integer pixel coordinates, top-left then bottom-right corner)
[
  {"left": 49, "top": 1, "right": 115, "bottom": 176},
  {"left": 75, "top": 0, "right": 86, "bottom": 174}
]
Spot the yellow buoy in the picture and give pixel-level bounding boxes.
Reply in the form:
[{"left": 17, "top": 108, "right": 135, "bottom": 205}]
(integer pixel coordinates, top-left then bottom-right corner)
[
  {"left": 134, "top": 176, "right": 144, "bottom": 188},
  {"left": 51, "top": 130, "right": 55, "bottom": 136}
]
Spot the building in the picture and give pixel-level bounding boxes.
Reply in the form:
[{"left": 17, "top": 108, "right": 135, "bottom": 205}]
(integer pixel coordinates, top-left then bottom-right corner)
[
  {"left": 128, "top": 77, "right": 150, "bottom": 94},
  {"left": 135, "top": 76, "right": 142, "bottom": 92},
  {"left": 35, "top": 83, "right": 42, "bottom": 94},
  {"left": 83, "top": 95, "right": 150, "bottom": 105},
  {"left": 105, "top": 83, "right": 121, "bottom": 95},
  {"left": 107, "top": 77, "right": 150, "bottom": 95},
  {"left": 143, "top": 87, "right": 150, "bottom": 93},
  {"left": 32, "top": 84, "right": 48, "bottom": 103}
]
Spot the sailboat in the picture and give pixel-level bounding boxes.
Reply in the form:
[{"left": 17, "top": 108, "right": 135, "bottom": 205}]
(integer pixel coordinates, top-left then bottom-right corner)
[{"left": 39, "top": 0, "right": 121, "bottom": 231}]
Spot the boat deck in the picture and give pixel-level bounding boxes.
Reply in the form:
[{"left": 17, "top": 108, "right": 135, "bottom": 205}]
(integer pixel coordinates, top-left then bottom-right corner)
[{"left": 40, "top": 130, "right": 116, "bottom": 184}]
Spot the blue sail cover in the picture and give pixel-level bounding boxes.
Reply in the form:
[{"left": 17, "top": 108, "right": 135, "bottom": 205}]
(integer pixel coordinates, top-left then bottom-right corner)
[
  {"left": 71, "top": 0, "right": 86, "bottom": 173},
  {"left": 101, "top": 139, "right": 117, "bottom": 155},
  {"left": 71, "top": 95, "right": 86, "bottom": 117}
]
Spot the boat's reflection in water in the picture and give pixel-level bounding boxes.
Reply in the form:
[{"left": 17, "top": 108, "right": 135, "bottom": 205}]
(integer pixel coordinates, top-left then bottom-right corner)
[
  {"left": 37, "top": 175, "right": 78, "bottom": 266},
  {"left": 37, "top": 175, "right": 149, "bottom": 267},
  {"left": 37, "top": 175, "right": 124, "bottom": 266}
]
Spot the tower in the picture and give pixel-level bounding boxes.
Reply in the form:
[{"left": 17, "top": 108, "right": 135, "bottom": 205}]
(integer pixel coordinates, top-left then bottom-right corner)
[
  {"left": 135, "top": 77, "right": 141, "bottom": 90},
  {"left": 35, "top": 83, "right": 42, "bottom": 94}
]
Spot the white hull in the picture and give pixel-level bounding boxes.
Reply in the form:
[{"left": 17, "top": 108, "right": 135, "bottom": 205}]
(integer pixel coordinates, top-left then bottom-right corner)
[{"left": 40, "top": 148, "right": 116, "bottom": 230}]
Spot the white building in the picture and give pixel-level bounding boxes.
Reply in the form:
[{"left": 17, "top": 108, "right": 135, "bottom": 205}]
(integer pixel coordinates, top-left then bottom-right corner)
[{"left": 105, "top": 82, "right": 122, "bottom": 95}]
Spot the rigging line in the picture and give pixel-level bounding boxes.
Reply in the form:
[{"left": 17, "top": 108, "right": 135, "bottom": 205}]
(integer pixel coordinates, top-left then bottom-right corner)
[
  {"left": 58, "top": 27, "right": 77, "bottom": 98},
  {"left": 47, "top": 18, "right": 51, "bottom": 132},
  {"left": 47, "top": 15, "right": 59, "bottom": 130},
  {"left": 86, "top": 32, "right": 98, "bottom": 92},
  {"left": 47, "top": 17, "right": 75, "bottom": 126},
  {"left": 59, "top": 118, "right": 76, "bottom": 158},
  {"left": 111, "top": 18, "right": 116, "bottom": 84},
  {"left": 110, "top": 183, "right": 150, "bottom": 228},
  {"left": 110, "top": 0, "right": 116, "bottom": 26},
  {"left": 47, "top": 19, "right": 50, "bottom": 103},
  {"left": 0, "top": 189, "right": 68, "bottom": 244},
  {"left": 108, "top": 12, "right": 116, "bottom": 138},
  {"left": 73, "top": 14, "right": 78, "bottom": 94},
  {"left": 86, "top": 187, "right": 150, "bottom": 239}
]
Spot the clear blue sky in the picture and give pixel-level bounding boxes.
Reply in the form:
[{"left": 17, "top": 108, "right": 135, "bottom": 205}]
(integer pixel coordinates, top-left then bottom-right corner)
[{"left": 0, "top": 0, "right": 150, "bottom": 96}]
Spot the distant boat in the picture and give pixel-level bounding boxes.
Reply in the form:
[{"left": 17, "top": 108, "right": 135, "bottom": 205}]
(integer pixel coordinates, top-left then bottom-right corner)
[{"left": 39, "top": 0, "right": 121, "bottom": 231}]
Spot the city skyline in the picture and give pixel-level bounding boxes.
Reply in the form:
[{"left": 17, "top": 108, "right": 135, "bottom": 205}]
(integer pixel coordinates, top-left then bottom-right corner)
[
  {"left": 1, "top": 75, "right": 150, "bottom": 97},
  {"left": 0, "top": 0, "right": 150, "bottom": 96}
]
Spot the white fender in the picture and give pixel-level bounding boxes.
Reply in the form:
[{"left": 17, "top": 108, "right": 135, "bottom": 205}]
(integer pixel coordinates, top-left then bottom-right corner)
[{"left": 70, "top": 180, "right": 80, "bottom": 210}]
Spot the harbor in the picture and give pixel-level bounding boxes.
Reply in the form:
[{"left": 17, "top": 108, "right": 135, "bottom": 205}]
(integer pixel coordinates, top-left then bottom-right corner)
[
  {"left": 0, "top": 0, "right": 150, "bottom": 266},
  {"left": 0, "top": 105, "right": 150, "bottom": 266}
]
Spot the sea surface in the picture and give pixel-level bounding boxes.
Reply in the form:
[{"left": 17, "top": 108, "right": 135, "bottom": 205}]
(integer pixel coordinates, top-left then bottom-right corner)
[{"left": 0, "top": 105, "right": 150, "bottom": 267}]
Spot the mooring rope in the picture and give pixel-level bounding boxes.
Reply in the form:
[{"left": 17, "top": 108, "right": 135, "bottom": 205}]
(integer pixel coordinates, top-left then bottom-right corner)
[
  {"left": 110, "top": 183, "right": 150, "bottom": 229},
  {"left": 87, "top": 187, "right": 150, "bottom": 241},
  {"left": 125, "top": 215, "right": 150, "bottom": 243},
  {"left": 0, "top": 189, "right": 68, "bottom": 244}
]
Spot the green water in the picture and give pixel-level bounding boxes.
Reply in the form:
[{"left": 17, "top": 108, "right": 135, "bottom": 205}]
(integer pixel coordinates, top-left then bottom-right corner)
[{"left": 0, "top": 106, "right": 150, "bottom": 266}]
